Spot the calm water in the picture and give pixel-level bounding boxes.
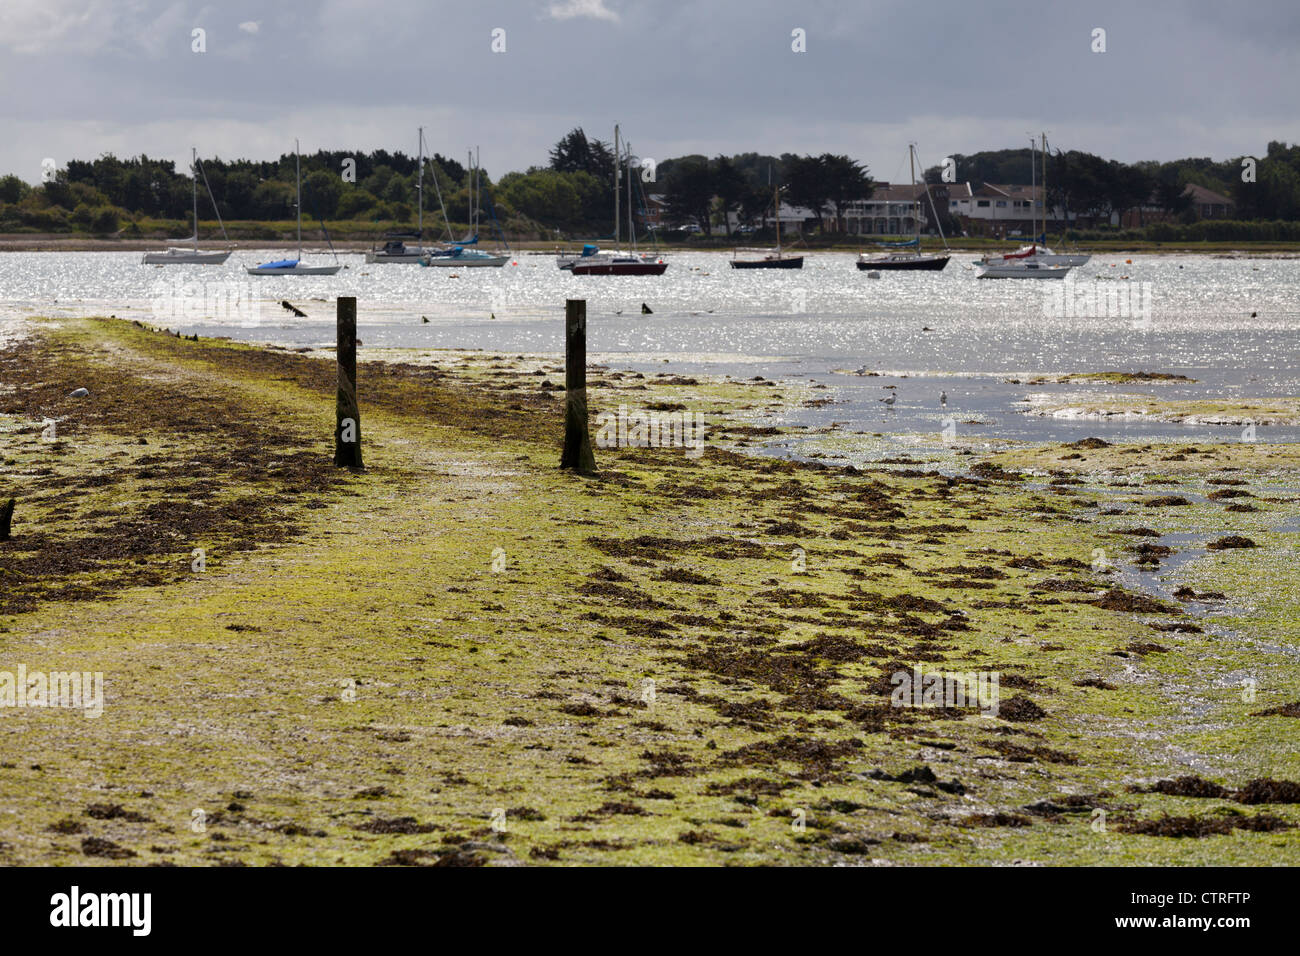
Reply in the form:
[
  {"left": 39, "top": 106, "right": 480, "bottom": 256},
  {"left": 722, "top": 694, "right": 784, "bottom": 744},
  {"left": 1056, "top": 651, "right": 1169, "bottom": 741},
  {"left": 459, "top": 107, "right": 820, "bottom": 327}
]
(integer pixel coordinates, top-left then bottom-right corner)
[{"left": 3, "top": 249, "right": 1299, "bottom": 445}]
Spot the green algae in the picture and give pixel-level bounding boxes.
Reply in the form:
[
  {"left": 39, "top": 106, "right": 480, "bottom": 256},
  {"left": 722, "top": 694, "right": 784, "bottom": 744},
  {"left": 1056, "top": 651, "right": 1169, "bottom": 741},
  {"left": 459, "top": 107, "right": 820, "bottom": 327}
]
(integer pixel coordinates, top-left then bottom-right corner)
[{"left": 0, "top": 316, "right": 1296, "bottom": 866}]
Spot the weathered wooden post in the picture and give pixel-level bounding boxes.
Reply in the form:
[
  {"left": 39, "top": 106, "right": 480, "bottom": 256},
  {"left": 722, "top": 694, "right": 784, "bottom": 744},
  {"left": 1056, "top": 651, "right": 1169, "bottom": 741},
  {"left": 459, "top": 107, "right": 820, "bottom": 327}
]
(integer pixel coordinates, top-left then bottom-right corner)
[
  {"left": 334, "top": 296, "right": 363, "bottom": 469},
  {"left": 560, "top": 298, "right": 597, "bottom": 474}
]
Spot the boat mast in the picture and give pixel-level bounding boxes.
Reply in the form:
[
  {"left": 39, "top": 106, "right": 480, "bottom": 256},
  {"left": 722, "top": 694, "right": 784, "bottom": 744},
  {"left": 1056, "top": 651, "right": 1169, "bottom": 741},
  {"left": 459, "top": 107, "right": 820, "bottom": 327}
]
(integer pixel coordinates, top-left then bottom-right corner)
[
  {"left": 417, "top": 127, "right": 424, "bottom": 253},
  {"left": 626, "top": 139, "right": 636, "bottom": 253},
  {"left": 191, "top": 146, "right": 199, "bottom": 248},
  {"left": 1029, "top": 135, "right": 1036, "bottom": 249},
  {"left": 775, "top": 171, "right": 781, "bottom": 256},
  {"left": 909, "top": 144, "right": 919, "bottom": 247},
  {"left": 295, "top": 139, "right": 302, "bottom": 261},
  {"left": 1041, "top": 131, "right": 1048, "bottom": 243},
  {"left": 613, "top": 124, "right": 620, "bottom": 250}
]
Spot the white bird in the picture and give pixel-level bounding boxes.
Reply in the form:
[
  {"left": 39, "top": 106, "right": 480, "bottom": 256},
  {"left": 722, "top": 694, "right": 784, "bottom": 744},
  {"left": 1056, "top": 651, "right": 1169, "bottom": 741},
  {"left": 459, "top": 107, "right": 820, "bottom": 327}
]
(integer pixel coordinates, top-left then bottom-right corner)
[
  {"left": 854, "top": 365, "right": 868, "bottom": 376},
  {"left": 940, "top": 390, "right": 947, "bottom": 406},
  {"left": 880, "top": 394, "right": 896, "bottom": 407}
]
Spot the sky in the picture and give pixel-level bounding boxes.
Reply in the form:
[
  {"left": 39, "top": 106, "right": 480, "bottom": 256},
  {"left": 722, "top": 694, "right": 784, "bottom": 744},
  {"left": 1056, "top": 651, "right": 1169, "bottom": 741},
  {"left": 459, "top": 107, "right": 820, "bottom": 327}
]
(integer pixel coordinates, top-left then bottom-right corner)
[{"left": 1, "top": 0, "right": 1297, "bottom": 186}]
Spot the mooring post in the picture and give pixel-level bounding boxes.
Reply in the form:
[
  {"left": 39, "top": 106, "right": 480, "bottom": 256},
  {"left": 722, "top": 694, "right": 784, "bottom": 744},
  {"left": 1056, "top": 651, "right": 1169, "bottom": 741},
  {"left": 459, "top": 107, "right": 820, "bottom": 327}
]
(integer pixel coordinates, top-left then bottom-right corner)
[
  {"left": 560, "top": 298, "right": 597, "bottom": 474},
  {"left": 334, "top": 296, "right": 363, "bottom": 469}
]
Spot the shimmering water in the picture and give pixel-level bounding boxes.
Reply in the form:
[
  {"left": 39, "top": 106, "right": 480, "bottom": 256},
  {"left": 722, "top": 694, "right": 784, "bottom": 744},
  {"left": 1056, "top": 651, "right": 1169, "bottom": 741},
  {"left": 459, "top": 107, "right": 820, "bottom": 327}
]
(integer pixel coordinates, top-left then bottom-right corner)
[{"left": 3, "top": 249, "right": 1299, "bottom": 444}]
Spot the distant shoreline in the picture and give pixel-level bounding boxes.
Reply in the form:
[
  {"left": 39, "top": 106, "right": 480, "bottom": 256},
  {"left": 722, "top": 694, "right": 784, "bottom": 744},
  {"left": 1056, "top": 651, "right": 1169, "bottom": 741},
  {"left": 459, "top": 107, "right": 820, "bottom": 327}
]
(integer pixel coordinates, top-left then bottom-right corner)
[{"left": 3, "top": 235, "right": 1300, "bottom": 256}]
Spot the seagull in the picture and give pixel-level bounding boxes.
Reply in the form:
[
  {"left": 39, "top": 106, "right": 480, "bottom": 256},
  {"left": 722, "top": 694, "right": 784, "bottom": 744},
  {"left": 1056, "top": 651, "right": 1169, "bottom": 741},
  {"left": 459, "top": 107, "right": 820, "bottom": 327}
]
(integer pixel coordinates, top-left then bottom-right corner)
[
  {"left": 940, "top": 390, "right": 948, "bottom": 406},
  {"left": 854, "top": 365, "right": 868, "bottom": 376},
  {"left": 880, "top": 394, "right": 896, "bottom": 407}
]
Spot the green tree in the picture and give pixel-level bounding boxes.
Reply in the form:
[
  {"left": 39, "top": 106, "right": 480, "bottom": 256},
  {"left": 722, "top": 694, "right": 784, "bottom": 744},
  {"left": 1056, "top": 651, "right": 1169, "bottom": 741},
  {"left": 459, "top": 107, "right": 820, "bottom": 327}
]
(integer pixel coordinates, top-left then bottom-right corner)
[
  {"left": 710, "top": 155, "right": 746, "bottom": 237},
  {"left": 819, "top": 153, "right": 873, "bottom": 231},
  {"left": 549, "top": 128, "right": 615, "bottom": 183},
  {"left": 90, "top": 206, "right": 120, "bottom": 234},
  {"left": 784, "top": 155, "right": 831, "bottom": 232},
  {"left": 337, "top": 188, "right": 379, "bottom": 219},
  {"left": 1105, "top": 162, "right": 1154, "bottom": 225},
  {"left": 662, "top": 157, "right": 714, "bottom": 235},
  {"left": 0, "top": 175, "right": 29, "bottom": 204}
]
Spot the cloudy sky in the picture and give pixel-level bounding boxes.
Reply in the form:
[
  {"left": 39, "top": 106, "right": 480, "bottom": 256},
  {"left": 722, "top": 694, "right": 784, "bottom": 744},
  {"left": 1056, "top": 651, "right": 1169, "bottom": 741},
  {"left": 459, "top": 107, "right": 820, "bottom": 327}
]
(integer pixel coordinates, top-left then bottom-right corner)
[{"left": 1, "top": 0, "right": 1297, "bottom": 184}]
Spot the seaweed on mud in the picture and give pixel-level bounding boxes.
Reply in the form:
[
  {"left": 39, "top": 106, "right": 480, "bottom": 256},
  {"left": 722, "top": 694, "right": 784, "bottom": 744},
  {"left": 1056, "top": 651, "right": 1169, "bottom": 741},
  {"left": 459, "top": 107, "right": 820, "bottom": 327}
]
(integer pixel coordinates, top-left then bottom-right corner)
[
  {"left": 704, "top": 777, "right": 794, "bottom": 797},
  {"left": 1142, "top": 776, "right": 1232, "bottom": 799},
  {"left": 1118, "top": 815, "right": 1233, "bottom": 838},
  {"left": 719, "top": 735, "right": 863, "bottom": 774},
  {"left": 1234, "top": 778, "right": 1300, "bottom": 804},
  {"left": 682, "top": 647, "right": 831, "bottom": 694},
  {"left": 84, "top": 803, "right": 152, "bottom": 822},
  {"left": 1206, "top": 535, "right": 1257, "bottom": 550},
  {"left": 0, "top": 336, "right": 349, "bottom": 614},
  {"left": 1092, "top": 589, "right": 1180, "bottom": 614},
  {"left": 1250, "top": 701, "right": 1300, "bottom": 718},
  {"left": 352, "top": 816, "right": 439, "bottom": 834},
  {"left": 998, "top": 696, "right": 1049, "bottom": 722},
  {"left": 985, "top": 740, "right": 1078, "bottom": 764},
  {"left": 80, "top": 836, "right": 136, "bottom": 858},
  {"left": 960, "top": 812, "right": 1032, "bottom": 828},
  {"left": 787, "top": 634, "right": 875, "bottom": 662}
]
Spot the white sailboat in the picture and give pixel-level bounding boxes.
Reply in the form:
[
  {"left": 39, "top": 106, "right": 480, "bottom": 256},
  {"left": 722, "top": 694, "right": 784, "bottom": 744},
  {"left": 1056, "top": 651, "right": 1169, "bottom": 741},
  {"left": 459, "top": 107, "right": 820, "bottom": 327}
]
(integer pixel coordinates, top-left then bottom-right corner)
[
  {"left": 569, "top": 125, "right": 667, "bottom": 276},
  {"left": 422, "top": 146, "right": 509, "bottom": 268},
  {"left": 366, "top": 127, "right": 431, "bottom": 263},
  {"left": 142, "top": 147, "right": 232, "bottom": 264},
  {"left": 979, "top": 133, "right": 1072, "bottom": 279},
  {"left": 247, "top": 141, "right": 342, "bottom": 276}
]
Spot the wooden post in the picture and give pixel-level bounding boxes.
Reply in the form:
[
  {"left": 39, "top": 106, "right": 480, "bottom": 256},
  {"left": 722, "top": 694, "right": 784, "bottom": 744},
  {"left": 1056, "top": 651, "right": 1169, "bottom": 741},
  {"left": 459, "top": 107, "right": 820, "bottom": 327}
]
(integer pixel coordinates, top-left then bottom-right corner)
[
  {"left": 334, "top": 296, "right": 363, "bottom": 468},
  {"left": 560, "top": 299, "right": 597, "bottom": 474},
  {"left": 0, "top": 498, "right": 13, "bottom": 541}
]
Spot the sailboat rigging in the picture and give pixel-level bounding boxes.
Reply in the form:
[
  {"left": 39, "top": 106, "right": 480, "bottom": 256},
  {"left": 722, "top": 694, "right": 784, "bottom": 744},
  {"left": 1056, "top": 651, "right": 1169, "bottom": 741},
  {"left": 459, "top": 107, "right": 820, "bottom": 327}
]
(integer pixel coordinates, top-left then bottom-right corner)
[
  {"left": 142, "top": 147, "right": 232, "bottom": 264},
  {"left": 570, "top": 124, "right": 667, "bottom": 276},
  {"left": 732, "top": 168, "right": 804, "bottom": 269},
  {"left": 247, "top": 140, "right": 342, "bottom": 275},
  {"left": 857, "top": 144, "right": 950, "bottom": 271}
]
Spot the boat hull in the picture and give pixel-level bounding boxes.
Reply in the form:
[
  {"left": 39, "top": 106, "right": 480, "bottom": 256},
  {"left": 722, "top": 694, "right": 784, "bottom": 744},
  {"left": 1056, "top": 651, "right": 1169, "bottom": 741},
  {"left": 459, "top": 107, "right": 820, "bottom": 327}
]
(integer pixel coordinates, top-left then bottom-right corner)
[
  {"left": 142, "top": 249, "right": 231, "bottom": 265},
  {"left": 731, "top": 256, "right": 804, "bottom": 269},
  {"left": 364, "top": 251, "right": 428, "bottom": 263},
  {"left": 978, "top": 264, "right": 1071, "bottom": 279},
  {"left": 246, "top": 264, "right": 342, "bottom": 276},
  {"left": 421, "top": 255, "right": 508, "bottom": 268},
  {"left": 856, "top": 255, "right": 949, "bottom": 271},
  {"left": 571, "top": 261, "right": 668, "bottom": 276},
  {"left": 979, "top": 253, "right": 1090, "bottom": 267}
]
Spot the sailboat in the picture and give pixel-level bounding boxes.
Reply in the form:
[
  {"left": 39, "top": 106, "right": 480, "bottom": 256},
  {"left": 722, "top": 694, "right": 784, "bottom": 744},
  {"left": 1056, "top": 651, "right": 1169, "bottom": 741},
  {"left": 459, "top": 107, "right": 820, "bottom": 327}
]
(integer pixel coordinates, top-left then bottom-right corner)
[
  {"left": 978, "top": 134, "right": 1073, "bottom": 279},
  {"left": 247, "top": 141, "right": 342, "bottom": 276},
  {"left": 571, "top": 125, "right": 667, "bottom": 277},
  {"left": 857, "top": 145, "right": 949, "bottom": 271},
  {"left": 142, "top": 148, "right": 232, "bottom": 264},
  {"left": 366, "top": 127, "right": 432, "bottom": 263},
  {"left": 731, "top": 175, "right": 803, "bottom": 269},
  {"left": 423, "top": 147, "right": 509, "bottom": 268}
]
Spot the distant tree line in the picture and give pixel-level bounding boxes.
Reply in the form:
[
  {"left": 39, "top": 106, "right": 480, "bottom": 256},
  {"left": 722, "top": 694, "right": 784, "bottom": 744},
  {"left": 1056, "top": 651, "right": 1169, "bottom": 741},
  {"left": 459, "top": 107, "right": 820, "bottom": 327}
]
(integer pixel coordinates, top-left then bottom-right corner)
[
  {"left": 924, "top": 141, "right": 1300, "bottom": 226},
  {"left": 3, "top": 130, "right": 1300, "bottom": 239}
]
